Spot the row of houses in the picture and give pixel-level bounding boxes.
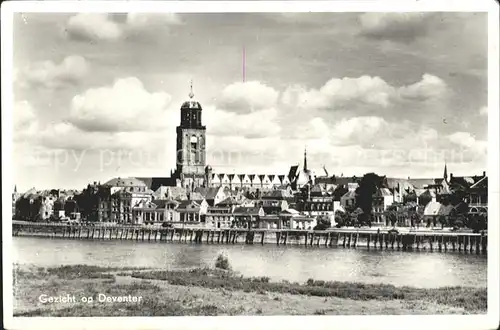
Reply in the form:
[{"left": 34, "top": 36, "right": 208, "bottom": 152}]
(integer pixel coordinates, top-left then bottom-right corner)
[{"left": 13, "top": 165, "right": 488, "bottom": 228}]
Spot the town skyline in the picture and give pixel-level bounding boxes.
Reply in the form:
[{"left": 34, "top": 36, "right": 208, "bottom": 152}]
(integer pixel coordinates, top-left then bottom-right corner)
[{"left": 12, "top": 12, "right": 488, "bottom": 191}]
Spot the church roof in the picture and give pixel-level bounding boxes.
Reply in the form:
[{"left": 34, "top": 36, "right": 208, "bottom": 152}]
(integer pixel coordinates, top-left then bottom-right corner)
[
  {"left": 136, "top": 177, "right": 177, "bottom": 191},
  {"left": 104, "top": 177, "right": 146, "bottom": 187}
]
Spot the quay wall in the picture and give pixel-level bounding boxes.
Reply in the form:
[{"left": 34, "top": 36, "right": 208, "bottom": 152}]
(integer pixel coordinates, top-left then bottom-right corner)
[{"left": 11, "top": 221, "right": 488, "bottom": 254}]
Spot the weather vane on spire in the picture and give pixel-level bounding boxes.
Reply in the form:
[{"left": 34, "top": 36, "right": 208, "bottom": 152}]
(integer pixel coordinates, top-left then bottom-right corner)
[{"left": 189, "top": 79, "right": 194, "bottom": 99}]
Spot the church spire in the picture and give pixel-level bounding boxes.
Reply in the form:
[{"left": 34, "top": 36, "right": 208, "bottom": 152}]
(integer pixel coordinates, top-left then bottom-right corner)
[
  {"left": 303, "top": 147, "right": 308, "bottom": 172},
  {"left": 444, "top": 162, "right": 448, "bottom": 182},
  {"left": 189, "top": 79, "right": 194, "bottom": 99}
]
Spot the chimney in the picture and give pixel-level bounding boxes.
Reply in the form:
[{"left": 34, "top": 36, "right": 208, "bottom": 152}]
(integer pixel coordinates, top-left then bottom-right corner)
[
  {"left": 483, "top": 171, "right": 486, "bottom": 177},
  {"left": 450, "top": 173, "right": 453, "bottom": 180}
]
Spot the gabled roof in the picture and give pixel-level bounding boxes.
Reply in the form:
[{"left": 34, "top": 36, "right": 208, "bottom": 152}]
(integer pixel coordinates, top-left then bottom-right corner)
[
  {"left": 194, "top": 187, "right": 222, "bottom": 200},
  {"left": 152, "top": 199, "right": 169, "bottom": 209},
  {"left": 288, "top": 165, "right": 299, "bottom": 181},
  {"left": 233, "top": 206, "right": 263, "bottom": 215},
  {"left": 374, "top": 188, "right": 393, "bottom": 197},
  {"left": 330, "top": 177, "right": 359, "bottom": 187},
  {"left": 406, "top": 178, "right": 436, "bottom": 189},
  {"left": 341, "top": 190, "right": 356, "bottom": 199},
  {"left": 449, "top": 174, "right": 485, "bottom": 189},
  {"left": 261, "top": 189, "right": 292, "bottom": 199},
  {"left": 424, "top": 201, "right": 453, "bottom": 216},
  {"left": 104, "top": 177, "right": 147, "bottom": 187},
  {"left": 281, "top": 208, "right": 300, "bottom": 215},
  {"left": 22, "top": 187, "right": 38, "bottom": 198},
  {"left": 310, "top": 184, "right": 326, "bottom": 196},
  {"left": 177, "top": 200, "right": 201, "bottom": 210},
  {"left": 188, "top": 192, "right": 204, "bottom": 201},
  {"left": 470, "top": 176, "right": 488, "bottom": 189},
  {"left": 218, "top": 196, "right": 241, "bottom": 206},
  {"left": 112, "top": 189, "right": 132, "bottom": 197}
]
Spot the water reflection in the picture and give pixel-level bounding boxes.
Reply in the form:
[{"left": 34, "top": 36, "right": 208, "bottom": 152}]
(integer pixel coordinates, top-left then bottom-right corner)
[{"left": 13, "top": 237, "right": 487, "bottom": 288}]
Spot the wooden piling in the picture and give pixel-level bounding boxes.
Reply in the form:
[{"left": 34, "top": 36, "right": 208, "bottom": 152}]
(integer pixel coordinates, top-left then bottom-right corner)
[
  {"left": 285, "top": 232, "right": 289, "bottom": 245},
  {"left": 480, "top": 234, "right": 486, "bottom": 254},
  {"left": 367, "top": 234, "right": 371, "bottom": 249},
  {"left": 211, "top": 230, "right": 215, "bottom": 243},
  {"left": 347, "top": 233, "right": 352, "bottom": 248},
  {"left": 354, "top": 233, "right": 359, "bottom": 248}
]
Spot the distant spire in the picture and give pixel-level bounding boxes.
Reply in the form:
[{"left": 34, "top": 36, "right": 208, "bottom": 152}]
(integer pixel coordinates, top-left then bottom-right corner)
[
  {"left": 444, "top": 161, "right": 448, "bottom": 181},
  {"left": 14, "top": 185, "right": 17, "bottom": 193},
  {"left": 303, "top": 147, "right": 308, "bottom": 172},
  {"left": 189, "top": 79, "right": 194, "bottom": 99}
]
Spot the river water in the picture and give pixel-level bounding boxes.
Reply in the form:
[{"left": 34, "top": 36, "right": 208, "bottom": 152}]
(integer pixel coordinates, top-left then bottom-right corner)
[{"left": 13, "top": 236, "right": 487, "bottom": 288}]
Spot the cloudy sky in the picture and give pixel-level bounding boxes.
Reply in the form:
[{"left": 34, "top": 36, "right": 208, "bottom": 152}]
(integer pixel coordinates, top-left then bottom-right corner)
[{"left": 12, "top": 12, "right": 488, "bottom": 191}]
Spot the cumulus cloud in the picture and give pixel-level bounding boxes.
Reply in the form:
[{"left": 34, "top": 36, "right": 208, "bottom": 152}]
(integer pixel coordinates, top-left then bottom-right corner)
[
  {"left": 14, "top": 101, "right": 36, "bottom": 128},
  {"left": 69, "top": 77, "right": 172, "bottom": 132},
  {"left": 281, "top": 74, "right": 448, "bottom": 111},
  {"left": 37, "top": 121, "right": 167, "bottom": 151},
  {"left": 359, "top": 13, "right": 436, "bottom": 43},
  {"left": 447, "top": 132, "right": 487, "bottom": 151},
  {"left": 204, "top": 106, "right": 281, "bottom": 138},
  {"left": 13, "top": 101, "right": 39, "bottom": 141},
  {"left": 65, "top": 13, "right": 182, "bottom": 42},
  {"left": 66, "top": 13, "right": 123, "bottom": 41},
  {"left": 331, "top": 116, "right": 389, "bottom": 145},
  {"left": 398, "top": 74, "right": 448, "bottom": 101},
  {"left": 126, "top": 13, "right": 181, "bottom": 29},
  {"left": 216, "top": 81, "right": 279, "bottom": 113},
  {"left": 16, "top": 55, "right": 89, "bottom": 90}
]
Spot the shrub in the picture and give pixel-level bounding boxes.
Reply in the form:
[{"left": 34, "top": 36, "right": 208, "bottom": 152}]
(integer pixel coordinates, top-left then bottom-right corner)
[{"left": 215, "top": 253, "right": 231, "bottom": 270}]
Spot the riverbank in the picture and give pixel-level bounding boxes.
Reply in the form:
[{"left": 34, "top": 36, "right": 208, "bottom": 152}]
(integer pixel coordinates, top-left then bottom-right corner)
[
  {"left": 13, "top": 264, "right": 487, "bottom": 316},
  {"left": 12, "top": 220, "right": 488, "bottom": 253}
]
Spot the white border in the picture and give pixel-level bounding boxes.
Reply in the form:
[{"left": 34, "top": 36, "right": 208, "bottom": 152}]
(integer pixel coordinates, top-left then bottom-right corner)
[{"left": 2, "top": 1, "right": 499, "bottom": 330}]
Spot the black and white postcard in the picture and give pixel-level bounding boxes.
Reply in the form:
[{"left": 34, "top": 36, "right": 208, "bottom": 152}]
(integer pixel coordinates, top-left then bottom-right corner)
[{"left": 2, "top": 1, "right": 499, "bottom": 330}]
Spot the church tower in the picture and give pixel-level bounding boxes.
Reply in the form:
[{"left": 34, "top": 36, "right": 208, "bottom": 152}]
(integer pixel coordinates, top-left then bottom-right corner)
[{"left": 175, "top": 81, "right": 206, "bottom": 189}]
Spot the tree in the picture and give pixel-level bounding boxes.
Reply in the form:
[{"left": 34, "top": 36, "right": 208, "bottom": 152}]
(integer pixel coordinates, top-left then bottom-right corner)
[
  {"left": 334, "top": 210, "right": 347, "bottom": 227},
  {"left": 384, "top": 209, "right": 397, "bottom": 227},
  {"left": 403, "top": 191, "right": 417, "bottom": 204},
  {"left": 314, "top": 215, "right": 331, "bottom": 230},
  {"left": 355, "top": 173, "right": 384, "bottom": 227}
]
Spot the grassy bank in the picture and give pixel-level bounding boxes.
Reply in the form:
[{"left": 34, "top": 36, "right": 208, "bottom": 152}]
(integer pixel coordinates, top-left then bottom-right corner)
[
  {"left": 13, "top": 264, "right": 486, "bottom": 316},
  {"left": 130, "top": 268, "right": 486, "bottom": 312}
]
